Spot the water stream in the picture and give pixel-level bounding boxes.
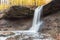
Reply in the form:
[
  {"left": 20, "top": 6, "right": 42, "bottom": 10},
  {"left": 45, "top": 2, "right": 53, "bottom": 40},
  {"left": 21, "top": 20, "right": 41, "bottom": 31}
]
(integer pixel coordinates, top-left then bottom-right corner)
[
  {"left": 29, "top": 5, "right": 43, "bottom": 32},
  {"left": 0, "top": 5, "right": 44, "bottom": 40}
]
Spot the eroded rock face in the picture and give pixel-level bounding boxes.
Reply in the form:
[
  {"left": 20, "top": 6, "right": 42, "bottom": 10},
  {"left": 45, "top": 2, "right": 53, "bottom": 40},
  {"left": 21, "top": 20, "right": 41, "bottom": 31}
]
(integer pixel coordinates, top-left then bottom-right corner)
[
  {"left": 41, "top": 11, "right": 60, "bottom": 40},
  {"left": 43, "top": 0, "right": 60, "bottom": 16},
  {"left": 3, "top": 6, "right": 34, "bottom": 19}
]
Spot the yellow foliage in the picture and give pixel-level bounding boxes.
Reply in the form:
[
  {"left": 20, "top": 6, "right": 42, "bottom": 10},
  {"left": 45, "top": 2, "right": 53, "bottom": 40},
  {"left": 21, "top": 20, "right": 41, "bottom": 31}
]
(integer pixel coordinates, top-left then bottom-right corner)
[
  {"left": 0, "top": 0, "right": 52, "bottom": 11},
  {"left": 0, "top": 4, "right": 10, "bottom": 11}
]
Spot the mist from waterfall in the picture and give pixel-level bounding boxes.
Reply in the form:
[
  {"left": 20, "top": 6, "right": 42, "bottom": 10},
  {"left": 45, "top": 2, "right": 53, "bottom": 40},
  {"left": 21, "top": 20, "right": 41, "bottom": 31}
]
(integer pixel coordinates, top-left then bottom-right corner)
[{"left": 29, "top": 5, "right": 43, "bottom": 32}]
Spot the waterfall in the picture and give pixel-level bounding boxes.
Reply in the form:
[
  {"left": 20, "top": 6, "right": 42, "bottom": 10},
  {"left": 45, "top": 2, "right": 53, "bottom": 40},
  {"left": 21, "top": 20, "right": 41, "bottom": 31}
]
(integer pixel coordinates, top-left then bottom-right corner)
[
  {"left": 29, "top": 5, "right": 44, "bottom": 32},
  {"left": 0, "top": 6, "right": 44, "bottom": 40}
]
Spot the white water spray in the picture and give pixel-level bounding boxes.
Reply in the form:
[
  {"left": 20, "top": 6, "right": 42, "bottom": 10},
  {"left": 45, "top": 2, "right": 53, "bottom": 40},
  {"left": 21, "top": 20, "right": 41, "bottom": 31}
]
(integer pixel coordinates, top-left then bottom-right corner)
[{"left": 29, "top": 5, "right": 43, "bottom": 32}]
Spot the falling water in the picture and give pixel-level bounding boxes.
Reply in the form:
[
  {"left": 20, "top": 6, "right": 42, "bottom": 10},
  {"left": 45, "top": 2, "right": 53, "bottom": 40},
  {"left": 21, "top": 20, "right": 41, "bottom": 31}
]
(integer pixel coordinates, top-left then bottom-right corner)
[{"left": 29, "top": 5, "right": 44, "bottom": 32}]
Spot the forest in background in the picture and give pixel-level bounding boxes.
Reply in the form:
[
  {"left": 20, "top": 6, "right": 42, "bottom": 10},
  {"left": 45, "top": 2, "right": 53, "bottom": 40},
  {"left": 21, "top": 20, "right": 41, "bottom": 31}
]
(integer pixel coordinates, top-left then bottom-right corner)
[{"left": 0, "top": 0, "right": 51, "bottom": 10}]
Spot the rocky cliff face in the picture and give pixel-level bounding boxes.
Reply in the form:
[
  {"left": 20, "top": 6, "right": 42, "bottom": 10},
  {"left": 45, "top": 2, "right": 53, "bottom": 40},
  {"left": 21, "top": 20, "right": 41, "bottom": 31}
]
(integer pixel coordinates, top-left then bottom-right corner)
[
  {"left": 43, "top": 0, "right": 60, "bottom": 16},
  {"left": 3, "top": 6, "right": 34, "bottom": 19}
]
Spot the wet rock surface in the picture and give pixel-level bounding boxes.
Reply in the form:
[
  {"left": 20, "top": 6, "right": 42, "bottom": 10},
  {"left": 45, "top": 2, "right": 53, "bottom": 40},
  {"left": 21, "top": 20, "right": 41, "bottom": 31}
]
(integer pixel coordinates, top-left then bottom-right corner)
[
  {"left": 41, "top": 11, "right": 60, "bottom": 39},
  {"left": 0, "top": 32, "right": 15, "bottom": 37}
]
